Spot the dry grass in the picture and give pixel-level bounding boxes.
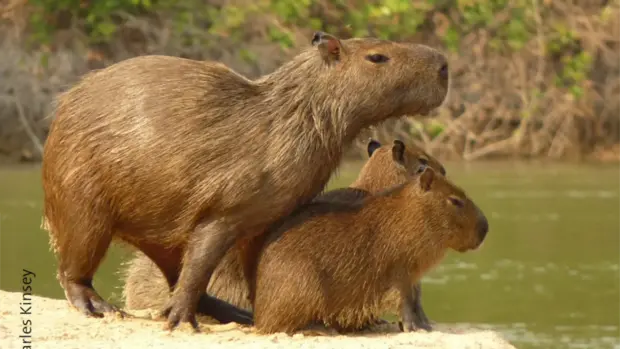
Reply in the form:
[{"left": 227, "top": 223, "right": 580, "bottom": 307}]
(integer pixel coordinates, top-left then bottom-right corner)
[{"left": 0, "top": 0, "right": 618, "bottom": 163}]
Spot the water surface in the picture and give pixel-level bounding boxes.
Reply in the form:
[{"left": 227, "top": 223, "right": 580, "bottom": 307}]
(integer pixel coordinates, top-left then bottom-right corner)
[{"left": 1, "top": 161, "right": 618, "bottom": 348}]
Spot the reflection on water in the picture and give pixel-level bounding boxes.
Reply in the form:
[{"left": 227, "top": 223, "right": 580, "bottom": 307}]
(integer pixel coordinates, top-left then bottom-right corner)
[{"left": 0, "top": 161, "right": 618, "bottom": 349}]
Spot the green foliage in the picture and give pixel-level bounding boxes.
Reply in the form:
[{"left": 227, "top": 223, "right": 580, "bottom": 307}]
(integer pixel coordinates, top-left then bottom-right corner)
[
  {"left": 25, "top": 0, "right": 596, "bottom": 100},
  {"left": 28, "top": 0, "right": 153, "bottom": 44}
]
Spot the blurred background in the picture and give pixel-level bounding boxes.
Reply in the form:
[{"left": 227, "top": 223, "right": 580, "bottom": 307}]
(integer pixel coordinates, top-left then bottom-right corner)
[{"left": 0, "top": 0, "right": 618, "bottom": 348}]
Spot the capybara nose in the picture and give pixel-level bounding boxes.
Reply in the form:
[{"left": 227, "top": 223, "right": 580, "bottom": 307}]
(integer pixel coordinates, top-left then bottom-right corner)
[{"left": 477, "top": 212, "right": 489, "bottom": 243}]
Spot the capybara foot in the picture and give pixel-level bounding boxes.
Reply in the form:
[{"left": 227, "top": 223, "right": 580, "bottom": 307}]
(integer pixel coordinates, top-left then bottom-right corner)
[
  {"left": 197, "top": 293, "right": 254, "bottom": 325},
  {"left": 65, "top": 282, "right": 123, "bottom": 318},
  {"left": 412, "top": 305, "right": 433, "bottom": 331},
  {"left": 162, "top": 297, "right": 199, "bottom": 331},
  {"left": 398, "top": 317, "right": 432, "bottom": 332}
]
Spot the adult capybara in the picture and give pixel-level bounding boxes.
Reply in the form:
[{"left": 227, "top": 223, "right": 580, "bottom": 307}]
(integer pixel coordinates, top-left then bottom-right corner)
[
  {"left": 41, "top": 31, "right": 450, "bottom": 330},
  {"left": 122, "top": 138, "right": 445, "bottom": 330},
  {"left": 252, "top": 167, "right": 488, "bottom": 334}
]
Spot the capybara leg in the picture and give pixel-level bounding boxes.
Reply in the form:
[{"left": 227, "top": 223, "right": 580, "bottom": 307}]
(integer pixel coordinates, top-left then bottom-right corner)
[
  {"left": 163, "top": 219, "right": 245, "bottom": 330},
  {"left": 397, "top": 282, "right": 429, "bottom": 332},
  {"left": 57, "top": 226, "right": 120, "bottom": 317},
  {"left": 235, "top": 233, "right": 267, "bottom": 305},
  {"left": 411, "top": 282, "right": 432, "bottom": 331},
  {"left": 64, "top": 281, "right": 119, "bottom": 317}
]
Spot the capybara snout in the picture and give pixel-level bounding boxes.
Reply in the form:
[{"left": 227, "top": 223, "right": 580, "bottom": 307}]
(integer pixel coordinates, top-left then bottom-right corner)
[
  {"left": 475, "top": 207, "right": 489, "bottom": 248},
  {"left": 456, "top": 200, "right": 489, "bottom": 252}
]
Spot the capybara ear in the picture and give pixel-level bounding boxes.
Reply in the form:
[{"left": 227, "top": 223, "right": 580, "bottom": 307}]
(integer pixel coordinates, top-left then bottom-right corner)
[
  {"left": 418, "top": 167, "right": 435, "bottom": 192},
  {"left": 367, "top": 139, "right": 382, "bottom": 157},
  {"left": 311, "top": 31, "right": 344, "bottom": 64},
  {"left": 392, "top": 140, "right": 406, "bottom": 165}
]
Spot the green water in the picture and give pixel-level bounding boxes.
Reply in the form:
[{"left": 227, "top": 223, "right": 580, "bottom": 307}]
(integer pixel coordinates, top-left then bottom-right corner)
[{"left": 1, "top": 161, "right": 618, "bottom": 348}]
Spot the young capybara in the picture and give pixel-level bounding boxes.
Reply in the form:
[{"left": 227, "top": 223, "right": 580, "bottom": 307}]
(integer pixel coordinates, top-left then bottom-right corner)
[
  {"left": 252, "top": 167, "right": 489, "bottom": 334},
  {"left": 122, "top": 138, "right": 446, "bottom": 330},
  {"left": 41, "top": 31, "right": 450, "bottom": 330}
]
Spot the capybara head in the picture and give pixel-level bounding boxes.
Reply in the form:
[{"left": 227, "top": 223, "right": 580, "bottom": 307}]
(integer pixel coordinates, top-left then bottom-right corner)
[
  {"left": 275, "top": 32, "right": 449, "bottom": 129},
  {"left": 404, "top": 167, "right": 488, "bottom": 252},
  {"left": 314, "top": 32, "right": 448, "bottom": 118},
  {"left": 352, "top": 139, "right": 446, "bottom": 193}
]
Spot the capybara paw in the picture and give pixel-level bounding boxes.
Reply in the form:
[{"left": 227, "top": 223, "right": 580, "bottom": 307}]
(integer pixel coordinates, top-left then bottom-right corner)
[
  {"left": 65, "top": 282, "right": 121, "bottom": 318},
  {"left": 412, "top": 306, "right": 432, "bottom": 331},
  {"left": 412, "top": 314, "right": 432, "bottom": 331},
  {"left": 398, "top": 319, "right": 431, "bottom": 332},
  {"left": 162, "top": 303, "right": 199, "bottom": 331}
]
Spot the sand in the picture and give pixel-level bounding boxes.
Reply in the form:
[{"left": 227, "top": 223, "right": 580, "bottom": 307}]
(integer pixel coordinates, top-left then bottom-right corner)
[{"left": 0, "top": 290, "right": 517, "bottom": 349}]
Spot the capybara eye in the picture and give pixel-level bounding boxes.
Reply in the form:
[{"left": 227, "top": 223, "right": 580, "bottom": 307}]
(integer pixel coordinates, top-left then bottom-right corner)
[
  {"left": 439, "top": 63, "right": 449, "bottom": 80},
  {"left": 365, "top": 54, "right": 390, "bottom": 64},
  {"left": 418, "top": 158, "right": 429, "bottom": 166},
  {"left": 448, "top": 196, "right": 464, "bottom": 208}
]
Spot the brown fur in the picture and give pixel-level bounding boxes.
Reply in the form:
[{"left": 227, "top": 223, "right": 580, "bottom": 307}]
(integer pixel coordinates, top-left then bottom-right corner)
[
  {"left": 41, "top": 31, "right": 449, "bottom": 329},
  {"left": 122, "top": 139, "right": 446, "bottom": 322},
  {"left": 252, "top": 167, "right": 489, "bottom": 334}
]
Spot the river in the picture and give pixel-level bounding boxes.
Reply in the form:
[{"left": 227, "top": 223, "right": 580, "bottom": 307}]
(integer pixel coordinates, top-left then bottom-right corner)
[{"left": 0, "top": 161, "right": 618, "bottom": 348}]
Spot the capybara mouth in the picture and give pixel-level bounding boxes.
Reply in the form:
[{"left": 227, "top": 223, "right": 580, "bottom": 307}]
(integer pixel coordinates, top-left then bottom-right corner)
[
  {"left": 471, "top": 238, "right": 485, "bottom": 251},
  {"left": 455, "top": 238, "right": 485, "bottom": 253}
]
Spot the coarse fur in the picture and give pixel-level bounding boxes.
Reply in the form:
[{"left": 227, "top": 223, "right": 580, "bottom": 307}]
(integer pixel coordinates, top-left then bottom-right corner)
[
  {"left": 41, "top": 31, "right": 449, "bottom": 329},
  {"left": 122, "top": 139, "right": 445, "bottom": 325},
  {"left": 252, "top": 167, "right": 489, "bottom": 334}
]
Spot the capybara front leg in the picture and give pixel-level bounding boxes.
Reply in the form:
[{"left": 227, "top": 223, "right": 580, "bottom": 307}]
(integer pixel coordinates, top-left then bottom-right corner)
[
  {"left": 162, "top": 219, "right": 245, "bottom": 330},
  {"left": 398, "top": 282, "right": 427, "bottom": 332},
  {"left": 411, "top": 282, "right": 432, "bottom": 331}
]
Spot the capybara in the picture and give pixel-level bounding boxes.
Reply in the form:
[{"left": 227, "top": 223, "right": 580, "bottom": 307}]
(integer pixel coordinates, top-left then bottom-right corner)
[
  {"left": 122, "top": 138, "right": 445, "bottom": 331},
  {"left": 252, "top": 167, "right": 488, "bottom": 334},
  {"left": 41, "top": 30, "right": 450, "bottom": 330}
]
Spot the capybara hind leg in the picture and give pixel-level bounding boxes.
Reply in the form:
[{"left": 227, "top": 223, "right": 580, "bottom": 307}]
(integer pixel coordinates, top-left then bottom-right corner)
[
  {"left": 64, "top": 281, "right": 119, "bottom": 317},
  {"left": 235, "top": 233, "right": 267, "bottom": 304},
  {"left": 56, "top": 227, "right": 120, "bottom": 317},
  {"left": 163, "top": 219, "right": 248, "bottom": 330}
]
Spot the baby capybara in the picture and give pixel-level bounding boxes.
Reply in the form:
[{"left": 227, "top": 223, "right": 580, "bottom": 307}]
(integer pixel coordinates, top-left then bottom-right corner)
[
  {"left": 42, "top": 31, "right": 450, "bottom": 329},
  {"left": 252, "top": 167, "right": 488, "bottom": 334},
  {"left": 122, "top": 139, "right": 446, "bottom": 332}
]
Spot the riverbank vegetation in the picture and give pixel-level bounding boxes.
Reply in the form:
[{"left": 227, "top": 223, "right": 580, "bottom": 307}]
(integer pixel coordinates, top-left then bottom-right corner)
[{"left": 0, "top": 0, "right": 618, "bottom": 163}]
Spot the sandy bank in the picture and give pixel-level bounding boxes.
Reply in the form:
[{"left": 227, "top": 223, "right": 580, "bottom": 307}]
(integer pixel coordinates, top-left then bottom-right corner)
[{"left": 0, "top": 290, "right": 516, "bottom": 349}]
